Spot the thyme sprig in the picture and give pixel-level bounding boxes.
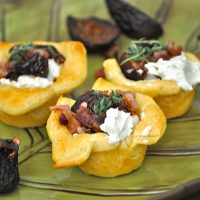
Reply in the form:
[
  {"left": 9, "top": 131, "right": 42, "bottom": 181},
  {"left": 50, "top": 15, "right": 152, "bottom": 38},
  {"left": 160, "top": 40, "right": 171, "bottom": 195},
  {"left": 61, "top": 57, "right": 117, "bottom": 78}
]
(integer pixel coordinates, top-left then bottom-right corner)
[
  {"left": 9, "top": 42, "right": 35, "bottom": 62},
  {"left": 47, "top": 45, "right": 56, "bottom": 55},
  {"left": 120, "top": 40, "right": 167, "bottom": 65},
  {"left": 93, "top": 90, "right": 123, "bottom": 115},
  {"left": 111, "top": 90, "right": 123, "bottom": 105},
  {"left": 93, "top": 94, "right": 112, "bottom": 115}
]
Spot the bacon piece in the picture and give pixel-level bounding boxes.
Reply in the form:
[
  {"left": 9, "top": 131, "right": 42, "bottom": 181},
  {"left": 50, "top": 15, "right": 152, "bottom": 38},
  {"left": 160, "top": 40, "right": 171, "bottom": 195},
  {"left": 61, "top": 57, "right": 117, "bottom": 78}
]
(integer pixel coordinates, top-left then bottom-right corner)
[
  {"left": 167, "top": 41, "right": 182, "bottom": 57},
  {"left": 121, "top": 91, "right": 138, "bottom": 115},
  {"left": 149, "top": 42, "right": 182, "bottom": 62},
  {"left": 94, "top": 68, "right": 105, "bottom": 79},
  {"left": 50, "top": 105, "right": 81, "bottom": 133},
  {"left": 0, "top": 65, "right": 11, "bottom": 78},
  {"left": 50, "top": 105, "right": 68, "bottom": 112},
  {"left": 152, "top": 50, "right": 171, "bottom": 61},
  {"left": 76, "top": 106, "right": 104, "bottom": 132}
]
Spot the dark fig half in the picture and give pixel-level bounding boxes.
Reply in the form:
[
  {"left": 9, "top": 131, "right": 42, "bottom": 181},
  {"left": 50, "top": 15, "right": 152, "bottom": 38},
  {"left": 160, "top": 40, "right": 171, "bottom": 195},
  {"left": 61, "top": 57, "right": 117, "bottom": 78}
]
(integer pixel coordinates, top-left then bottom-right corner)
[
  {"left": 105, "top": 0, "right": 163, "bottom": 39},
  {"left": 67, "top": 16, "right": 120, "bottom": 52}
]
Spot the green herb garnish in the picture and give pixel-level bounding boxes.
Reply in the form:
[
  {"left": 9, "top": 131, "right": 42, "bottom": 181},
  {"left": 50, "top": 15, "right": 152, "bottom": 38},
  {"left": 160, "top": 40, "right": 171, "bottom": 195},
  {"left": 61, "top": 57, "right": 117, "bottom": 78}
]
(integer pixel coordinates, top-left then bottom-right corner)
[
  {"left": 120, "top": 40, "right": 167, "bottom": 65},
  {"left": 9, "top": 42, "right": 35, "bottom": 62},
  {"left": 111, "top": 90, "right": 123, "bottom": 105},
  {"left": 47, "top": 45, "right": 56, "bottom": 55},
  {"left": 92, "top": 90, "right": 123, "bottom": 115}
]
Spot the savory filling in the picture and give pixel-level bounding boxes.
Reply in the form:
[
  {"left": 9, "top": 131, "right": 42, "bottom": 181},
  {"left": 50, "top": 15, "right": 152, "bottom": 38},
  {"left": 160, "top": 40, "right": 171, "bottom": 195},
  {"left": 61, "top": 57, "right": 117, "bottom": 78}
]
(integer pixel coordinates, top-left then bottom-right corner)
[
  {"left": 119, "top": 40, "right": 200, "bottom": 91},
  {"left": 51, "top": 90, "right": 139, "bottom": 144},
  {"left": 0, "top": 42, "right": 65, "bottom": 88}
]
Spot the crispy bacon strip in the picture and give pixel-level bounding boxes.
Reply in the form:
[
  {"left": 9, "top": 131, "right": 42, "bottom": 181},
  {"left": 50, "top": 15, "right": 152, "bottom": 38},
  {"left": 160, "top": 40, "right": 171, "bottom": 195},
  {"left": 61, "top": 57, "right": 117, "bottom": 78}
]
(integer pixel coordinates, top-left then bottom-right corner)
[
  {"left": 76, "top": 106, "right": 104, "bottom": 132},
  {"left": 50, "top": 105, "right": 81, "bottom": 133},
  {"left": 94, "top": 68, "right": 105, "bottom": 79},
  {"left": 122, "top": 91, "right": 138, "bottom": 115},
  {"left": 0, "top": 65, "right": 11, "bottom": 78},
  {"left": 167, "top": 41, "right": 183, "bottom": 57},
  {"left": 50, "top": 105, "right": 68, "bottom": 112}
]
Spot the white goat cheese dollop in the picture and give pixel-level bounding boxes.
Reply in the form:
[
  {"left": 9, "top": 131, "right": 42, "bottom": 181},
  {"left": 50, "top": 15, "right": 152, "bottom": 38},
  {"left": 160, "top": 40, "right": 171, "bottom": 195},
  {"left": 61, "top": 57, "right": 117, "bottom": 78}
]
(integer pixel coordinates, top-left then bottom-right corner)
[
  {"left": 145, "top": 53, "right": 200, "bottom": 91},
  {"left": 100, "top": 108, "right": 139, "bottom": 144},
  {"left": 0, "top": 59, "right": 61, "bottom": 88}
]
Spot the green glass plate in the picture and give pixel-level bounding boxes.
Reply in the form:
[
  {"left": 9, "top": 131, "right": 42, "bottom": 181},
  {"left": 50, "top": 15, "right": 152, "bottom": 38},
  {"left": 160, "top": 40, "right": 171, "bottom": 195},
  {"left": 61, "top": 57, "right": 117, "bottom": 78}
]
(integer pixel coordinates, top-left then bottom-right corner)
[{"left": 0, "top": 0, "right": 200, "bottom": 199}]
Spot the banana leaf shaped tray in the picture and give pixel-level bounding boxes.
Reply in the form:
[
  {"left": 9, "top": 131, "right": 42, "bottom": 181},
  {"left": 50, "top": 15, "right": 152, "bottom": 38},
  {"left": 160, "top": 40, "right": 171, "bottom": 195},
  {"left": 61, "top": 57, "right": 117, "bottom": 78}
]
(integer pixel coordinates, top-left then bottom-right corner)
[{"left": 1, "top": 0, "right": 200, "bottom": 199}]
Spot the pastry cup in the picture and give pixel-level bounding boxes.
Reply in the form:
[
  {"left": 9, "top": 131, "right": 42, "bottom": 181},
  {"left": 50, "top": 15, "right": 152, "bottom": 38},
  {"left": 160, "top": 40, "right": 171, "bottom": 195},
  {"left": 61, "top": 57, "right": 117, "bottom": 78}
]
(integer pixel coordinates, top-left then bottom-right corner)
[
  {"left": 46, "top": 78, "right": 166, "bottom": 177},
  {"left": 0, "top": 41, "right": 87, "bottom": 127},
  {"left": 103, "top": 53, "right": 199, "bottom": 119}
]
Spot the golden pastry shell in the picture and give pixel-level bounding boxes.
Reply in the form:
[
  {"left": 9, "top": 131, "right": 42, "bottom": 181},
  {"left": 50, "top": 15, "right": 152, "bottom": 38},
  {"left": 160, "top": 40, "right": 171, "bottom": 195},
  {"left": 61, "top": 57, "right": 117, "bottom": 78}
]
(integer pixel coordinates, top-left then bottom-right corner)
[
  {"left": 103, "top": 53, "right": 199, "bottom": 119},
  {"left": 46, "top": 78, "right": 166, "bottom": 177},
  {"left": 0, "top": 41, "right": 87, "bottom": 127}
]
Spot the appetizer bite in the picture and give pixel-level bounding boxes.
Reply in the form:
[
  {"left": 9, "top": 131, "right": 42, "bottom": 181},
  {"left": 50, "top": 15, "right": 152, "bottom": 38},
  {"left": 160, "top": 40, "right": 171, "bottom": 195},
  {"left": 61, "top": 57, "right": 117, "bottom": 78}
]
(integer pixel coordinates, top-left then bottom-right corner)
[
  {"left": 46, "top": 78, "right": 166, "bottom": 177},
  {"left": 0, "top": 41, "right": 87, "bottom": 127},
  {"left": 103, "top": 40, "right": 200, "bottom": 119},
  {"left": 0, "top": 138, "right": 20, "bottom": 193}
]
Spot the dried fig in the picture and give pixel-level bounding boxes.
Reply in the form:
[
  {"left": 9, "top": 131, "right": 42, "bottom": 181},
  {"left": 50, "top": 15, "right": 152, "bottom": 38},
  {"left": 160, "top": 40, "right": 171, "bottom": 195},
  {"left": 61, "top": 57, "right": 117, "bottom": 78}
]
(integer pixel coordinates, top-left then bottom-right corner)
[
  {"left": 67, "top": 16, "right": 120, "bottom": 52},
  {"left": 106, "top": 0, "right": 163, "bottom": 39}
]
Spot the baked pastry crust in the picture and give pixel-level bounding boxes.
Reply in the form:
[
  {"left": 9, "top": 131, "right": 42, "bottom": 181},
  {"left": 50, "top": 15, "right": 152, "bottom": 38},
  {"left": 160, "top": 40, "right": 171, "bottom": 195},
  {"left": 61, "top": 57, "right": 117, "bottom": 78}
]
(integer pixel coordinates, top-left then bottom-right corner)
[
  {"left": 0, "top": 95, "right": 58, "bottom": 127},
  {"left": 46, "top": 78, "right": 166, "bottom": 177},
  {"left": 0, "top": 41, "right": 87, "bottom": 127},
  {"left": 103, "top": 53, "right": 199, "bottom": 119}
]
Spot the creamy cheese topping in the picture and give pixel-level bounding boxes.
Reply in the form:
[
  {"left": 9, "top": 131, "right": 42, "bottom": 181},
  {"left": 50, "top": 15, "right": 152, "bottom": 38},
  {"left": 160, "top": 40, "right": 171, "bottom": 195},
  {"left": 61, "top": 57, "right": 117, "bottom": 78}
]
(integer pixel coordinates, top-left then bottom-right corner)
[
  {"left": 100, "top": 108, "right": 139, "bottom": 144},
  {"left": 0, "top": 59, "right": 61, "bottom": 88},
  {"left": 145, "top": 53, "right": 200, "bottom": 91},
  {"left": 47, "top": 59, "right": 61, "bottom": 81}
]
